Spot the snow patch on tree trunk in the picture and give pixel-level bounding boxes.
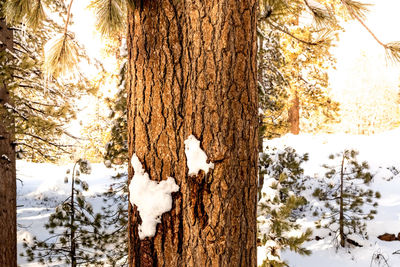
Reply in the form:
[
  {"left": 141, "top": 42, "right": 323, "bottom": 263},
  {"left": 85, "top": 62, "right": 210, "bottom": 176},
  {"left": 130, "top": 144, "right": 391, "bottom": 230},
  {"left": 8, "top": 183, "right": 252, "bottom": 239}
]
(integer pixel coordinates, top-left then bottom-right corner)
[
  {"left": 184, "top": 135, "right": 214, "bottom": 176},
  {"left": 129, "top": 154, "right": 179, "bottom": 240}
]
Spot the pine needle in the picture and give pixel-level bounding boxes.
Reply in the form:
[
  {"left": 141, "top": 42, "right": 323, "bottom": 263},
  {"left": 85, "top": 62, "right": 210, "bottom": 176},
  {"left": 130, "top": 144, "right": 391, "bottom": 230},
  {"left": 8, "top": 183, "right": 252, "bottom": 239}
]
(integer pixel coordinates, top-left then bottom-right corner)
[
  {"left": 341, "top": 0, "right": 371, "bottom": 20},
  {"left": 4, "top": 0, "right": 31, "bottom": 24},
  {"left": 260, "top": 0, "right": 291, "bottom": 20},
  {"left": 44, "top": 34, "right": 79, "bottom": 79},
  {"left": 304, "top": 0, "right": 336, "bottom": 28},
  {"left": 385, "top": 42, "right": 400, "bottom": 64},
  {"left": 25, "top": 0, "right": 46, "bottom": 30},
  {"left": 312, "top": 29, "right": 335, "bottom": 46},
  {"left": 90, "top": 0, "right": 126, "bottom": 38}
]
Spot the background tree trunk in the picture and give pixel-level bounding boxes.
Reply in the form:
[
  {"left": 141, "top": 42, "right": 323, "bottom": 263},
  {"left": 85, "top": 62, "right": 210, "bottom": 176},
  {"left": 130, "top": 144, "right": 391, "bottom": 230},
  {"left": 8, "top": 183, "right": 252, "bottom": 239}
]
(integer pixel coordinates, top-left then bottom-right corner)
[
  {"left": 0, "top": 19, "right": 16, "bottom": 267},
  {"left": 288, "top": 90, "right": 300, "bottom": 135},
  {"left": 127, "top": 1, "right": 258, "bottom": 266},
  {"left": 339, "top": 154, "right": 345, "bottom": 247}
]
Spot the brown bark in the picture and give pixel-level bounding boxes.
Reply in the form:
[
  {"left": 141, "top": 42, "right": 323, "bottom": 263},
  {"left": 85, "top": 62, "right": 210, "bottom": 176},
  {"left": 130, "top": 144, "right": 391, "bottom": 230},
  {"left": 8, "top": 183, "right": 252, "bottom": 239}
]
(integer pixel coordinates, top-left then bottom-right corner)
[
  {"left": 288, "top": 90, "right": 300, "bottom": 135},
  {"left": 127, "top": 1, "right": 258, "bottom": 266},
  {"left": 0, "top": 20, "right": 16, "bottom": 267}
]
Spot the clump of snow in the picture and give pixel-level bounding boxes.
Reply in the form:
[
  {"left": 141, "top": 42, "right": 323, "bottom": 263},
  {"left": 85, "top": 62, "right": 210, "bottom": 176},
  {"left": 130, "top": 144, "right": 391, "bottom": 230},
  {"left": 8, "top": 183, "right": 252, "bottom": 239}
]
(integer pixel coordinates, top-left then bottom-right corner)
[
  {"left": 258, "top": 240, "right": 282, "bottom": 265},
  {"left": 261, "top": 178, "right": 280, "bottom": 202},
  {"left": 104, "top": 159, "right": 112, "bottom": 168},
  {"left": 17, "top": 230, "right": 33, "bottom": 245},
  {"left": 129, "top": 154, "right": 179, "bottom": 240},
  {"left": 184, "top": 135, "right": 214, "bottom": 176},
  {"left": 1, "top": 154, "right": 11, "bottom": 162},
  {"left": 119, "top": 38, "right": 128, "bottom": 57}
]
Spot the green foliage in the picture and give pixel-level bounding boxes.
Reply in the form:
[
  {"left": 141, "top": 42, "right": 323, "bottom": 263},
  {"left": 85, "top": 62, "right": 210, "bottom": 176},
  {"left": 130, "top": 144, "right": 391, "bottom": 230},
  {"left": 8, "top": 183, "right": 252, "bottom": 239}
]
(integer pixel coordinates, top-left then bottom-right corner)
[
  {"left": 99, "top": 171, "right": 128, "bottom": 266},
  {"left": 313, "top": 150, "right": 380, "bottom": 246},
  {"left": 21, "top": 159, "right": 106, "bottom": 265},
  {"left": 257, "top": 30, "right": 288, "bottom": 139},
  {"left": 258, "top": 0, "right": 340, "bottom": 138},
  {"left": 94, "top": 39, "right": 129, "bottom": 264},
  {"left": 104, "top": 59, "right": 128, "bottom": 164},
  {"left": 4, "top": 0, "right": 31, "bottom": 26},
  {"left": 4, "top": 0, "right": 85, "bottom": 78},
  {"left": 25, "top": 0, "right": 46, "bottom": 30},
  {"left": 258, "top": 147, "right": 312, "bottom": 266},
  {"left": 0, "top": 2, "right": 96, "bottom": 162},
  {"left": 90, "top": 0, "right": 127, "bottom": 38},
  {"left": 43, "top": 33, "right": 79, "bottom": 79},
  {"left": 260, "top": 147, "right": 309, "bottom": 199}
]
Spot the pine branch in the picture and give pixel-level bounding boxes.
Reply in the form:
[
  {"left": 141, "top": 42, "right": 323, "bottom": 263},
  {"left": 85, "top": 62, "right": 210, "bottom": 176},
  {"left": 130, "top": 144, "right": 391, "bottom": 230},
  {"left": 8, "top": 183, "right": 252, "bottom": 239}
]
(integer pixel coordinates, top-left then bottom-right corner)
[
  {"left": 24, "top": 133, "right": 73, "bottom": 152},
  {"left": 303, "top": 0, "right": 336, "bottom": 28},
  {"left": 16, "top": 142, "right": 57, "bottom": 160},
  {"left": 4, "top": 0, "right": 30, "bottom": 25},
  {"left": 26, "top": 0, "right": 46, "bottom": 30},
  {"left": 266, "top": 19, "right": 323, "bottom": 46},
  {"left": 340, "top": 0, "right": 400, "bottom": 63},
  {"left": 341, "top": 0, "right": 371, "bottom": 20},
  {"left": 90, "top": 0, "right": 126, "bottom": 37},
  {"left": 44, "top": 0, "right": 79, "bottom": 78}
]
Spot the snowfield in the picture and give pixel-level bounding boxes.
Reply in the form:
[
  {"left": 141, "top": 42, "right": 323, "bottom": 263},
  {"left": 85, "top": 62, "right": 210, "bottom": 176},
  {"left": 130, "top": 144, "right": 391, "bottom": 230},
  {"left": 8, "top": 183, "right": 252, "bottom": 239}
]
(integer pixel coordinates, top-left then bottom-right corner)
[
  {"left": 17, "top": 162, "right": 119, "bottom": 267},
  {"left": 17, "top": 129, "right": 400, "bottom": 266},
  {"left": 260, "top": 129, "right": 400, "bottom": 267}
]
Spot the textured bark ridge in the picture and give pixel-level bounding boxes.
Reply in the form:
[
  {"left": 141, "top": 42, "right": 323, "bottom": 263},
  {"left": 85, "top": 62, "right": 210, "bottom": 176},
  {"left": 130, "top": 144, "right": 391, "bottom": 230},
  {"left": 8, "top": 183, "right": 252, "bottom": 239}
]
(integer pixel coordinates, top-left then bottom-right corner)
[
  {"left": 0, "top": 20, "right": 16, "bottom": 267},
  {"left": 127, "top": 1, "right": 258, "bottom": 266}
]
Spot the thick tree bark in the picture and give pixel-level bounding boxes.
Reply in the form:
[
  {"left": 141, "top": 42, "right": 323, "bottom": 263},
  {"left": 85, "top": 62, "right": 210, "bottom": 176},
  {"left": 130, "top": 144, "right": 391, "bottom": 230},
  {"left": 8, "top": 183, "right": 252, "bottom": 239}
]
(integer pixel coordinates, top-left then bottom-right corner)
[
  {"left": 288, "top": 90, "right": 300, "bottom": 135},
  {"left": 127, "top": 1, "right": 258, "bottom": 266},
  {"left": 0, "top": 19, "right": 16, "bottom": 267}
]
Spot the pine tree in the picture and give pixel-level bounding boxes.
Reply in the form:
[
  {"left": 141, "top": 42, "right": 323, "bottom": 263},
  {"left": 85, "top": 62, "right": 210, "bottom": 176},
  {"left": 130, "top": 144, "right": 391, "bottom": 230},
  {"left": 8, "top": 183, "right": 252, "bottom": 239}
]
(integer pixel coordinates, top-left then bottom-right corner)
[
  {"left": 258, "top": 0, "right": 341, "bottom": 137},
  {"left": 258, "top": 147, "right": 312, "bottom": 266},
  {"left": 313, "top": 150, "right": 380, "bottom": 247},
  {"left": 103, "top": 38, "right": 128, "bottom": 165},
  {"left": 21, "top": 159, "right": 105, "bottom": 266},
  {"left": 2, "top": 0, "right": 95, "bottom": 162},
  {"left": 1, "top": 3, "right": 94, "bottom": 261},
  {"left": 257, "top": 0, "right": 400, "bottom": 137},
  {"left": 6, "top": 0, "right": 400, "bottom": 265},
  {"left": 259, "top": 147, "right": 309, "bottom": 200},
  {"left": 99, "top": 171, "right": 129, "bottom": 266}
]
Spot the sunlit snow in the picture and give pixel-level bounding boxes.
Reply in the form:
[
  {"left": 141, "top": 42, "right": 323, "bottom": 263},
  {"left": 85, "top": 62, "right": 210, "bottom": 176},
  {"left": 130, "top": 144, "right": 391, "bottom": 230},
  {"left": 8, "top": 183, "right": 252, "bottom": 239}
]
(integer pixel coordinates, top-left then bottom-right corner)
[
  {"left": 129, "top": 154, "right": 179, "bottom": 240},
  {"left": 184, "top": 135, "right": 214, "bottom": 176}
]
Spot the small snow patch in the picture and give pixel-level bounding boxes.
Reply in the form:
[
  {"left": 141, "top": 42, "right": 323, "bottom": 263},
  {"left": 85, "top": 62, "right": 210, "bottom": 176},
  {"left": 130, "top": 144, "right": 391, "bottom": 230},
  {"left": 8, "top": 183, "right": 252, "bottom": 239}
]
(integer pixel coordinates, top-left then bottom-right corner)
[
  {"left": 17, "top": 230, "right": 34, "bottom": 244},
  {"left": 184, "top": 135, "right": 214, "bottom": 176},
  {"left": 1, "top": 154, "right": 11, "bottom": 162},
  {"left": 129, "top": 154, "right": 179, "bottom": 240}
]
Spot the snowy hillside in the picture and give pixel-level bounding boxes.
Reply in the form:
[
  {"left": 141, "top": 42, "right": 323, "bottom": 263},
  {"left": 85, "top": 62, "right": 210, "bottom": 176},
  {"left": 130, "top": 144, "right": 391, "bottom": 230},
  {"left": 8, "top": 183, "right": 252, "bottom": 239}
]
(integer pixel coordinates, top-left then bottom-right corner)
[{"left": 16, "top": 130, "right": 400, "bottom": 266}]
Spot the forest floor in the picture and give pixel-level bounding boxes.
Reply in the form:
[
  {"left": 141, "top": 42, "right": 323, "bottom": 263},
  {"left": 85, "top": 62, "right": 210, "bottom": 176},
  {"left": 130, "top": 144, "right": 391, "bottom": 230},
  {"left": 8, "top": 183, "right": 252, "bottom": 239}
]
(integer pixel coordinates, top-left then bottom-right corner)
[{"left": 17, "top": 129, "right": 400, "bottom": 266}]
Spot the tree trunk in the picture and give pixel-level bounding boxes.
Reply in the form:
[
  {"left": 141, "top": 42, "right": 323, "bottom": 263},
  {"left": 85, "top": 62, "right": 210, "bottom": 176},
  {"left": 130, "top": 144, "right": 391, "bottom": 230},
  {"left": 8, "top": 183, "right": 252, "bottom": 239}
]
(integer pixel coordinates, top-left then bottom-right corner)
[
  {"left": 0, "top": 19, "right": 16, "bottom": 267},
  {"left": 257, "top": 35, "right": 265, "bottom": 201},
  {"left": 70, "top": 162, "right": 77, "bottom": 267},
  {"left": 339, "top": 154, "right": 345, "bottom": 247},
  {"left": 127, "top": 1, "right": 258, "bottom": 266},
  {"left": 288, "top": 90, "right": 300, "bottom": 135}
]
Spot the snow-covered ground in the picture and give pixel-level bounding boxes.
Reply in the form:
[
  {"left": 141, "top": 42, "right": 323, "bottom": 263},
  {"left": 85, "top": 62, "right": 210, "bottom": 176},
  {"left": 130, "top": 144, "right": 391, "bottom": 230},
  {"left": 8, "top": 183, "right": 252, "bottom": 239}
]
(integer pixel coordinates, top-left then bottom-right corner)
[
  {"left": 17, "top": 129, "right": 400, "bottom": 266},
  {"left": 261, "top": 129, "right": 400, "bottom": 267},
  {"left": 17, "top": 162, "right": 120, "bottom": 266}
]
